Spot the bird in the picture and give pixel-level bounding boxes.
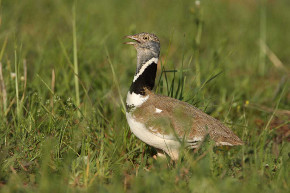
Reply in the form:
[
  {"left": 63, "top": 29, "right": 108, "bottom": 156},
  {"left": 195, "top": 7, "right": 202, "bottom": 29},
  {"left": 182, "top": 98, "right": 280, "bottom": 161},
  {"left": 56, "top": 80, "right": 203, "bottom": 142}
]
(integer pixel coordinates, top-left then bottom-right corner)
[{"left": 124, "top": 32, "right": 243, "bottom": 161}]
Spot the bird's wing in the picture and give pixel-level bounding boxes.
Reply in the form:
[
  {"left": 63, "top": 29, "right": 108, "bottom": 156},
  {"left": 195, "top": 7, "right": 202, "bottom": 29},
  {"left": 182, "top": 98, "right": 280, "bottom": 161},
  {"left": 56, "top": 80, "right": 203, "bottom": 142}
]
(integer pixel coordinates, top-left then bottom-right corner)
[{"left": 132, "top": 93, "right": 243, "bottom": 146}]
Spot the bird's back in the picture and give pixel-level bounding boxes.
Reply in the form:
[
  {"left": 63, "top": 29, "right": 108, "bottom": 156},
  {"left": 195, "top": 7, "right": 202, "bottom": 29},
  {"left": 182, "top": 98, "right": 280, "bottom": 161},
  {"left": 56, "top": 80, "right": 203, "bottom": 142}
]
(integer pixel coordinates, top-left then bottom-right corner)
[{"left": 132, "top": 90, "right": 244, "bottom": 146}]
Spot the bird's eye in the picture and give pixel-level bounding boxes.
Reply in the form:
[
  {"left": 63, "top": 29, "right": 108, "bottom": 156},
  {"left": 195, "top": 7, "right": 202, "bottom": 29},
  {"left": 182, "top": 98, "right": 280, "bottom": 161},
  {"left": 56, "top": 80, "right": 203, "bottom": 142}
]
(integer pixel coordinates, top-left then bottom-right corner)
[{"left": 143, "top": 36, "right": 148, "bottom": 40}]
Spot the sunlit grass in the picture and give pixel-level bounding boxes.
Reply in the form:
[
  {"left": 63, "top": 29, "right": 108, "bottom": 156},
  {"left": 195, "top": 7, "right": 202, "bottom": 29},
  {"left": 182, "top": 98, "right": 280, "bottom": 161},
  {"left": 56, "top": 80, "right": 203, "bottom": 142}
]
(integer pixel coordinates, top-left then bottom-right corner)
[{"left": 0, "top": 0, "right": 289, "bottom": 192}]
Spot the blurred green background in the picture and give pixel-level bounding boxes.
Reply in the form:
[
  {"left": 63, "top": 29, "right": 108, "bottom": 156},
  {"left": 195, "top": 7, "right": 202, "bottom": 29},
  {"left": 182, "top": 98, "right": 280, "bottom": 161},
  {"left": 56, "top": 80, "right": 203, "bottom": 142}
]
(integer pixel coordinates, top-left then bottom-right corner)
[{"left": 0, "top": 0, "right": 289, "bottom": 192}]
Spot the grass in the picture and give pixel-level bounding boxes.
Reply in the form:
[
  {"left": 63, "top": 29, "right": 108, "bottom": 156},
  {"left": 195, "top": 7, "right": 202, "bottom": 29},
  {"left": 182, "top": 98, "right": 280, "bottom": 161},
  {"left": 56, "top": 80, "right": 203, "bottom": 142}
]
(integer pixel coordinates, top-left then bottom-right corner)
[{"left": 0, "top": 0, "right": 289, "bottom": 192}]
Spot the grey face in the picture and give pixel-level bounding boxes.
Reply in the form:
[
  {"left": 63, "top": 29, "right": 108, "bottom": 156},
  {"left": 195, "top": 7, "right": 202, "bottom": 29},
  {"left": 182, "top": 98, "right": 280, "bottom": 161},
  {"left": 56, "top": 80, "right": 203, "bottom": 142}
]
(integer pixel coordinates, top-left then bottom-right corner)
[
  {"left": 125, "top": 32, "right": 160, "bottom": 56},
  {"left": 125, "top": 32, "right": 160, "bottom": 69}
]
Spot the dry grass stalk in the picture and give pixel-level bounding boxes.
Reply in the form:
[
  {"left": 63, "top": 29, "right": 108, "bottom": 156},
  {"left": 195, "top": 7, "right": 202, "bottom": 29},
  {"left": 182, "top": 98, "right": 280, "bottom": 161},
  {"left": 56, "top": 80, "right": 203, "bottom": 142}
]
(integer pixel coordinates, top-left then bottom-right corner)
[
  {"left": 0, "top": 62, "right": 7, "bottom": 114},
  {"left": 51, "top": 68, "right": 55, "bottom": 112},
  {"left": 260, "top": 41, "right": 288, "bottom": 72},
  {"left": 247, "top": 103, "right": 290, "bottom": 117},
  {"left": 21, "top": 59, "right": 27, "bottom": 103}
]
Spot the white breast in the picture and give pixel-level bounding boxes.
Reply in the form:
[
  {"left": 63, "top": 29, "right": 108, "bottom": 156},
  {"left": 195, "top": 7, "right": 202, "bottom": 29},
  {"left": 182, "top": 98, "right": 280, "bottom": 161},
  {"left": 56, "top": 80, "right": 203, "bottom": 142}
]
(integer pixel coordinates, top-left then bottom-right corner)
[
  {"left": 126, "top": 112, "right": 180, "bottom": 156},
  {"left": 126, "top": 91, "right": 181, "bottom": 159}
]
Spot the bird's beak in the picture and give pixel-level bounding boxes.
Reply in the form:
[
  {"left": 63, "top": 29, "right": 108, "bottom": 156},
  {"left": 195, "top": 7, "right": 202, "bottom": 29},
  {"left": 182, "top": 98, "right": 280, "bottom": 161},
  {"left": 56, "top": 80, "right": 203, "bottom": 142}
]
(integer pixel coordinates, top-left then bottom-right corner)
[{"left": 123, "top": 35, "right": 140, "bottom": 45}]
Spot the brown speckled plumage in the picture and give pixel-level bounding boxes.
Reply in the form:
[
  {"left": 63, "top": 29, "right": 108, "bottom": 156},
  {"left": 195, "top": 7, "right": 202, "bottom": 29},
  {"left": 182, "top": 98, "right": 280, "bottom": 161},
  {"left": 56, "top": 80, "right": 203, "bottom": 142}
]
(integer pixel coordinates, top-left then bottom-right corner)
[{"left": 133, "top": 89, "right": 244, "bottom": 146}]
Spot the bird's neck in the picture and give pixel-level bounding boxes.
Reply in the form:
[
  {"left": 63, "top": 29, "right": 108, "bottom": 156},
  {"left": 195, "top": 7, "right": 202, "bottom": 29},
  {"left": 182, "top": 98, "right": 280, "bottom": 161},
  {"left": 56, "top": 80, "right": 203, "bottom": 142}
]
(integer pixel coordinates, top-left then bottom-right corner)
[{"left": 129, "top": 57, "right": 158, "bottom": 96}]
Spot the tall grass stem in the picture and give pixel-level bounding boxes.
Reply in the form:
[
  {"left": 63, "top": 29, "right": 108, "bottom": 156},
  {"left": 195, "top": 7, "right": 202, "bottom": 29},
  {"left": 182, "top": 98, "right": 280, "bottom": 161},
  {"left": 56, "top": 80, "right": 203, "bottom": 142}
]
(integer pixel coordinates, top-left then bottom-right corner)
[
  {"left": 106, "top": 47, "right": 126, "bottom": 112},
  {"left": 73, "top": 4, "right": 81, "bottom": 117},
  {"left": 0, "top": 62, "right": 7, "bottom": 114},
  {"left": 259, "top": 0, "right": 267, "bottom": 75},
  {"left": 14, "top": 49, "right": 20, "bottom": 119},
  {"left": 194, "top": 1, "right": 203, "bottom": 87}
]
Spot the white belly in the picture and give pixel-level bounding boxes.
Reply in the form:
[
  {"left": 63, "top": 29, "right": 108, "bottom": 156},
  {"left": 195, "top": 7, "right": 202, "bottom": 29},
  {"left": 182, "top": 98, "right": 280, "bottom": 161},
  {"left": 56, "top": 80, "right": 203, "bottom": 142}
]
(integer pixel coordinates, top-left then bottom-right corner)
[{"left": 126, "top": 112, "right": 180, "bottom": 155}]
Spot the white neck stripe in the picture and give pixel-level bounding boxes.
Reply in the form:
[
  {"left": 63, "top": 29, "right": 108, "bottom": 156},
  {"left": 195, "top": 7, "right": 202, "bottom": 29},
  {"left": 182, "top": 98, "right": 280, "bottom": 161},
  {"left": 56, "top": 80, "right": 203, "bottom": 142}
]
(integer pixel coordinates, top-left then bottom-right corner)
[{"left": 133, "top": 57, "right": 158, "bottom": 82}]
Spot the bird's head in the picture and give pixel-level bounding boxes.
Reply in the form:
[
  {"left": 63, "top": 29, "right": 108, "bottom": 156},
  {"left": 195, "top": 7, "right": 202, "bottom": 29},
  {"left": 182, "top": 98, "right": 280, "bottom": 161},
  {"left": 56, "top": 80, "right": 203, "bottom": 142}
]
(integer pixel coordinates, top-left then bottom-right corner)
[{"left": 124, "top": 32, "right": 160, "bottom": 57}]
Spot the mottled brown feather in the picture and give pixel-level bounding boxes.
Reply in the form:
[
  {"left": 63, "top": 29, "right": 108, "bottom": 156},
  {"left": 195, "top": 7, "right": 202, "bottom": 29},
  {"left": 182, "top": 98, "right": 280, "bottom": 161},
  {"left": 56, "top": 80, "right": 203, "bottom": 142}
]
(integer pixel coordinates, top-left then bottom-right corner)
[{"left": 132, "top": 90, "right": 244, "bottom": 146}]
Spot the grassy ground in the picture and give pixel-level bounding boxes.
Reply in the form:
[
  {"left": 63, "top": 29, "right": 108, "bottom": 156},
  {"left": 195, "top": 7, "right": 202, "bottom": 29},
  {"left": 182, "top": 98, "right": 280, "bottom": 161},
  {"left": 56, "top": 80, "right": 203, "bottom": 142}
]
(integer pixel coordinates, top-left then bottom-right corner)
[{"left": 0, "top": 0, "right": 289, "bottom": 192}]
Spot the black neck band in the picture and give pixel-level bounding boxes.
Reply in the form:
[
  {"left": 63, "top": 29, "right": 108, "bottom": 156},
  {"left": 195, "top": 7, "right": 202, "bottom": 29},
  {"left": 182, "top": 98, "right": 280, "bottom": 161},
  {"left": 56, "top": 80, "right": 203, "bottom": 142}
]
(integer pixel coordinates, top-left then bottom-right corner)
[{"left": 129, "top": 62, "right": 157, "bottom": 95}]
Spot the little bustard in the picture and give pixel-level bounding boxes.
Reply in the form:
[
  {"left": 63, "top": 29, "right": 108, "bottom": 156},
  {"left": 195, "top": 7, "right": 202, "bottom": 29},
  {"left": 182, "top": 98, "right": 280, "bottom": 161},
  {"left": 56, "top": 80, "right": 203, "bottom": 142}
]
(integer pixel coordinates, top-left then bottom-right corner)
[{"left": 124, "top": 32, "right": 243, "bottom": 160}]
